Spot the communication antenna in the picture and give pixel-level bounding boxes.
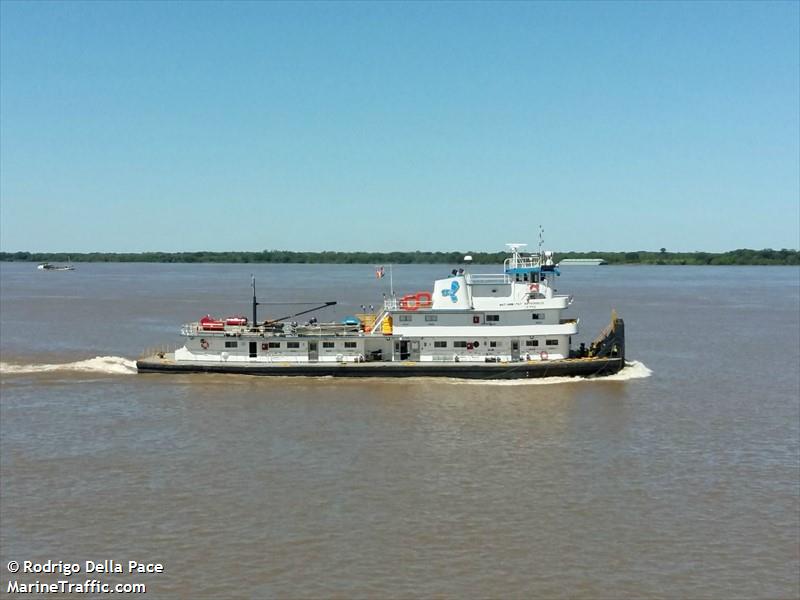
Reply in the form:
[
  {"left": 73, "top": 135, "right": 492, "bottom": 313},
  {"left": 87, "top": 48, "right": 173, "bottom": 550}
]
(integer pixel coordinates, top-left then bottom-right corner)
[{"left": 538, "top": 225, "right": 545, "bottom": 255}]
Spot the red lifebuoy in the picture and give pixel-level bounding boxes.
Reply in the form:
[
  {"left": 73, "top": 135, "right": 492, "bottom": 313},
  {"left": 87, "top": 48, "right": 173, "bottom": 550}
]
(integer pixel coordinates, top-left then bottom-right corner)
[
  {"left": 200, "top": 339, "right": 209, "bottom": 350},
  {"left": 529, "top": 283, "right": 540, "bottom": 293},
  {"left": 540, "top": 350, "right": 549, "bottom": 361},
  {"left": 416, "top": 291, "right": 432, "bottom": 308},
  {"left": 399, "top": 294, "right": 419, "bottom": 311}
]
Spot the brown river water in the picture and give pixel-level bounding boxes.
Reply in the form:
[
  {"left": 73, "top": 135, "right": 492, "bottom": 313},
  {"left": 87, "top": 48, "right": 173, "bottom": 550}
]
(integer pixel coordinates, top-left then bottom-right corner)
[{"left": 1, "top": 263, "right": 798, "bottom": 598}]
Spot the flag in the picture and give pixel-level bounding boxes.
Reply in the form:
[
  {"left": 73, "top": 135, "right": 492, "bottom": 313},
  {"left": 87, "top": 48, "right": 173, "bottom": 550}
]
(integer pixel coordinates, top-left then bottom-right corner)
[{"left": 375, "top": 266, "right": 385, "bottom": 279}]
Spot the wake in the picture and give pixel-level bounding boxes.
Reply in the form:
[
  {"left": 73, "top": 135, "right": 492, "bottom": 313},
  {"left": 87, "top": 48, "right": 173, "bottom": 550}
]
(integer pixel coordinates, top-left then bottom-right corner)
[
  {"left": 444, "top": 360, "right": 653, "bottom": 386},
  {"left": 0, "top": 356, "right": 137, "bottom": 376},
  {"left": 0, "top": 357, "right": 652, "bottom": 385}
]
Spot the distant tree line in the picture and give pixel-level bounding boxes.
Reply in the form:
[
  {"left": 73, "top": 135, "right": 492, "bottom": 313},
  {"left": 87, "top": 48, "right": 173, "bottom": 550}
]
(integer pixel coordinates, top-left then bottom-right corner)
[{"left": 1, "top": 248, "right": 798, "bottom": 265}]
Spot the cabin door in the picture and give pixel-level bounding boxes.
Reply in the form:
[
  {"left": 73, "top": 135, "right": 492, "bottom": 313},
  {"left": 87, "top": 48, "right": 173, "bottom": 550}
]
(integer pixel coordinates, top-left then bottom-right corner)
[
  {"left": 308, "top": 342, "right": 318, "bottom": 362},
  {"left": 397, "top": 341, "right": 410, "bottom": 361},
  {"left": 409, "top": 340, "right": 420, "bottom": 361},
  {"left": 511, "top": 340, "right": 520, "bottom": 361},
  {"left": 249, "top": 342, "right": 258, "bottom": 358}
]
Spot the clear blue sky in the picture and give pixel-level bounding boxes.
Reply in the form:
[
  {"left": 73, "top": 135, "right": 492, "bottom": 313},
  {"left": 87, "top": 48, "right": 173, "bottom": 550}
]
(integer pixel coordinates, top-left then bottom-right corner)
[{"left": 1, "top": 1, "right": 798, "bottom": 253}]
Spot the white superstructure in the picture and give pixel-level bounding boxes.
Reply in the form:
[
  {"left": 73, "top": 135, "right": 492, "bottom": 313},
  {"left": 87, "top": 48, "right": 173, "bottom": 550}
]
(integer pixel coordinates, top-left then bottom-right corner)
[{"left": 174, "top": 244, "right": 586, "bottom": 365}]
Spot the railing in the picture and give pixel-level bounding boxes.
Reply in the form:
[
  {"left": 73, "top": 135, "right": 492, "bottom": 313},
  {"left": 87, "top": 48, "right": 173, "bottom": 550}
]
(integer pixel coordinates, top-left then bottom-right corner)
[
  {"left": 466, "top": 273, "right": 512, "bottom": 284},
  {"left": 503, "top": 255, "right": 542, "bottom": 271},
  {"left": 181, "top": 323, "right": 255, "bottom": 336}
]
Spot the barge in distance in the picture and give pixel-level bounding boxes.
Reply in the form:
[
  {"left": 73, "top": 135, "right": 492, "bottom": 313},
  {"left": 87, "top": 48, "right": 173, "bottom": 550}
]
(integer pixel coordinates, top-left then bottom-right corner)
[{"left": 137, "top": 244, "right": 625, "bottom": 380}]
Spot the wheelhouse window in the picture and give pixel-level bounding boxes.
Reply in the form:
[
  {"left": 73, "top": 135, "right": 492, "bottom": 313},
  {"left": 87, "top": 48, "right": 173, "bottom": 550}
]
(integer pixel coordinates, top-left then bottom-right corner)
[
  {"left": 399, "top": 315, "right": 413, "bottom": 322},
  {"left": 434, "top": 341, "right": 447, "bottom": 348},
  {"left": 424, "top": 315, "right": 438, "bottom": 322},
  {"left": 225, "top": 341, "right": 238, "bottom": 348}
]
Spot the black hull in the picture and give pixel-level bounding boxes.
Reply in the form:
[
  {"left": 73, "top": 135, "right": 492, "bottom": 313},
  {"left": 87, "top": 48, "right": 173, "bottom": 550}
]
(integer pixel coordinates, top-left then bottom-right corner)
[{"left": 136, "top": 356, "right": 625, "bottom": 380}]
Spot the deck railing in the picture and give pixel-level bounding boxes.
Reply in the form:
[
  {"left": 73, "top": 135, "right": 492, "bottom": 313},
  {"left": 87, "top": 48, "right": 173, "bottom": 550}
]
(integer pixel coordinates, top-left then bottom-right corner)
[
  {"left": 503, "top": 255, "right": 542, "bottom": 271},
  {"left": 466, "top": 273, "right": 512, "bottom": 284}
]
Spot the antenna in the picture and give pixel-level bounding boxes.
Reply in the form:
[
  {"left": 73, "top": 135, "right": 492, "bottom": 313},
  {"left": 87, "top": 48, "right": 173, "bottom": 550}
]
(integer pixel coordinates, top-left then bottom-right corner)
[{"left": 538, "top": 226, "right": 544, "bottom": 254}]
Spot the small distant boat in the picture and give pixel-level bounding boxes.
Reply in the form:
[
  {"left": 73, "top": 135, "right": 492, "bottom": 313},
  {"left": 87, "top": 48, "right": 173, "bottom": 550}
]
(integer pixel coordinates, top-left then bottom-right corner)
[
  {"left": 37, "top": 260, "right": 74, "bottom": 271},
  {"left": 558, "top": 258, "right": 607, "bottom": 266}
]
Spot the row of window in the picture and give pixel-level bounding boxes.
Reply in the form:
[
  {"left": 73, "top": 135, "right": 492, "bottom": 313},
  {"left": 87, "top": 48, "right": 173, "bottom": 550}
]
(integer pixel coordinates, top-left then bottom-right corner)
[
  {"left": 430, "top": 339, "right": 558, "bottom": 349},
  {"left": 221, "top": 341, "right": 358, "bottom": 349},
  {"left": 526, "top": 339, "right": 559, "bottom": 347},
  {"left": 399, "top": 312, "right": 546, "bottom": 323},
  {"left": 323, "top": 341, "right": 358, "bottom": 349},
  {"left": 400, "top": 314, "right": 443, "bottom": 322}
]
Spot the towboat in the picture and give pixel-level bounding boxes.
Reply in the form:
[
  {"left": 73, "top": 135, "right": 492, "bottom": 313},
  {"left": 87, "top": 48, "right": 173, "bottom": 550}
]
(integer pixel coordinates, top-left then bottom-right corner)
[{"left": 137, "top": 244, "right": 625, "bottom": 379}]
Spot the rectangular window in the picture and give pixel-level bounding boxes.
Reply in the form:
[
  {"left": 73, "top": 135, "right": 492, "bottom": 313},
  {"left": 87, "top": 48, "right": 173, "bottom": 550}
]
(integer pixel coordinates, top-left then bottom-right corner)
[
  {"left": 486, "top": 314, "right": 500, "bottom": 322},
  {"left": 526, "top": 340, "right": 539, "bottom": 347},
  {"left": 344, "top": 342, "right": 357, "bottom": 348},
  {"left": 424, "top": 315, "right": 438, "bottom": 322},
  {"left": 434, "top": 341, "right": 447, "bottom": 348},
  {"left": 323, "top": 342, "right": 335, "bottom": 348},
  {"left": 531, "top": 313, "right": 543, "bottom": 320},
  {"left": 454, "top": 341, "right": 467, "bottom": 348},
  {"left": 287, "top": 342, "right": 300, "bottom": 349},
  {"left": 268, "top": 342, "right": 281, "bottom": 348},
  {"left": 546, "top": 339, "right": 558, "bottom": 346},
  {"left": 225, "top": 341, "right": 238, "bottom": 348},
  {"left": 489, "top": 341, "right": 497, "bottom": 348},
  {"left": 399, "top": 315, "right": 413, "bottom": 322}
]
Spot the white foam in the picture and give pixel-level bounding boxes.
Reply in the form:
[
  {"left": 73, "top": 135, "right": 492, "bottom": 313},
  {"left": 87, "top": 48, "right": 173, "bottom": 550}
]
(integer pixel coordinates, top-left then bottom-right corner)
[
  {"left": 0, "top": 356, "right": 137, "bottom": 376},
  {"left": 442, "top": 360, "right": 653, "bottom": 386},
  {"left": 594, "top": 360, "right": 653, "bottom": 381}
]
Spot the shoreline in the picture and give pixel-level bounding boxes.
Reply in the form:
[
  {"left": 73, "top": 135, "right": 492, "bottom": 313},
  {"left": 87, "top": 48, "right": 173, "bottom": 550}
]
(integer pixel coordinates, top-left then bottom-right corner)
[{"left": 2, "top": 249, "right": 798, "bottom": 267}]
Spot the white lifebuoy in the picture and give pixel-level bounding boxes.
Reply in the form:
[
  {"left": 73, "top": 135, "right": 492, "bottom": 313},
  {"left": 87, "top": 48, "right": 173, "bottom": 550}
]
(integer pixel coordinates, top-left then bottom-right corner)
[
  {"left": 540, "top": 350, "right": 549, "bottom": 361},
  {"left": 200, "top": 339, "right": 209, "bottom": 350}
]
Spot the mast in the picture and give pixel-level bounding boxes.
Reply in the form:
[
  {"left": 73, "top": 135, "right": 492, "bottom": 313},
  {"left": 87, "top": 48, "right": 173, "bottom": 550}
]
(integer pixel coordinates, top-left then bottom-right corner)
[{"left": 251, "top": 275, "right": 258, "bottom": 325}]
